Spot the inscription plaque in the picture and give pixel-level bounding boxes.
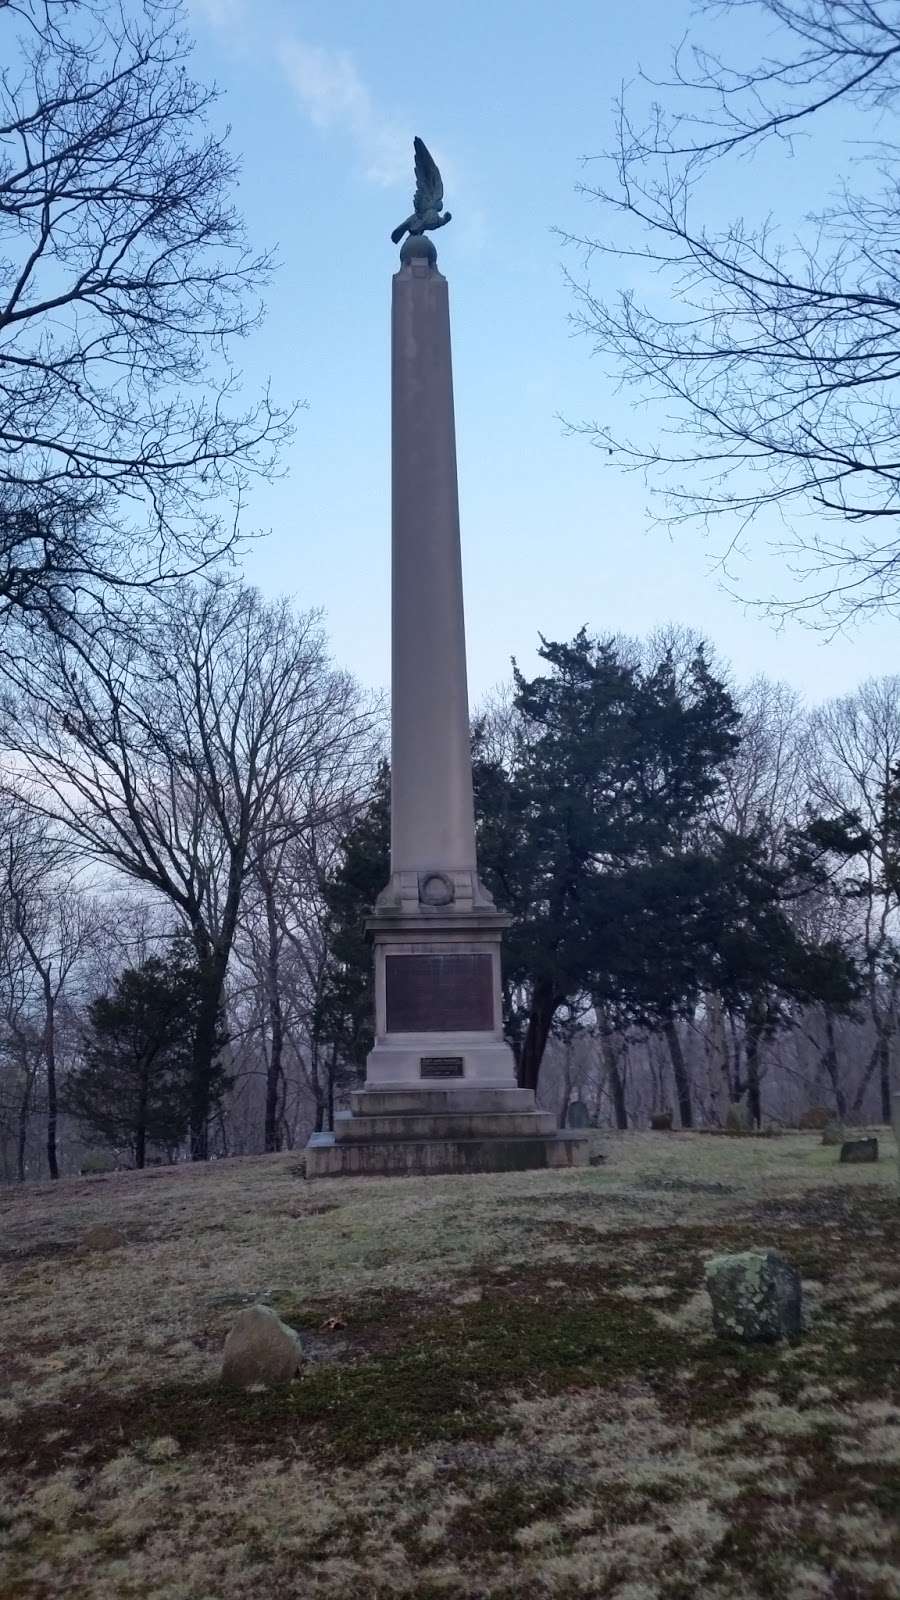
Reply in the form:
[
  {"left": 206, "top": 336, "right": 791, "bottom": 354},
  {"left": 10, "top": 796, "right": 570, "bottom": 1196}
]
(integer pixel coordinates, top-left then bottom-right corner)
[
  {"left": 420, "top": 1056, "right": 464, "bottom": 1078},
  {"left": 385, "top": 953, "right": 494, "bottom": 1033}
]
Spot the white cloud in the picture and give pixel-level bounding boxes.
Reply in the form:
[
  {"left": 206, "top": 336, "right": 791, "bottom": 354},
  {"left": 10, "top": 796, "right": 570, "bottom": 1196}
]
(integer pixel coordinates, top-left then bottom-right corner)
[
  {"left": 186, "top": 0, "right": 245, "bottom": 26},
  {"left": 279, "top": 40, "right": 409, "bottom": 188}
]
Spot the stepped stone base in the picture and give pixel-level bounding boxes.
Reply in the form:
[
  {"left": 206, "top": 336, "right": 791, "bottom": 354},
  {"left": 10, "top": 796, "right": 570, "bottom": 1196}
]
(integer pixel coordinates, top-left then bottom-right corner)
[{"left": 304, "top": 1085, "right": 591, "bottom": 1178}]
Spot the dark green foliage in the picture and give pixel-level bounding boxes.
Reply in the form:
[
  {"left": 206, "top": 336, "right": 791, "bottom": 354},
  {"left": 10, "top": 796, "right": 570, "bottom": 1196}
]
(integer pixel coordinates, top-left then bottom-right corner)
[
  {"left": 475, "top": 633, "right": 745, "bottom": 1088},
  {"left": 64, "top": 937, "right": 227, "bottom": 1167},
  {"left": 316, "top": 761, "right": 390, "bottom": 1072},
  {"left": 321, "top": 633, "right": 859, "bottom": 1103},
  {"left": 477, "top": 633, "right": 861, "bottom": 1096}
]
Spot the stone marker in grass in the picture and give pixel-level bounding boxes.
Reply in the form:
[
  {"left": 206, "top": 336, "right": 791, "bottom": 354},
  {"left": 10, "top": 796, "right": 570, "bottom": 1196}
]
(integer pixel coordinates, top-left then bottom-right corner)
[
  {"left": 839, "top": 1137, "right": 878, "bottom": 1164},
  {"left": 705, "top": 1249, "right": 802, "bottom": 1342},
  {"left": 724, "top": 1101, "right": 752, "bottom": 1134},
  {"left": 821, "top": 1122, "right": 846, "bottom": 1147},
  {"left": 221, "top": 1305, "right": 302, "bottom": 1388}
]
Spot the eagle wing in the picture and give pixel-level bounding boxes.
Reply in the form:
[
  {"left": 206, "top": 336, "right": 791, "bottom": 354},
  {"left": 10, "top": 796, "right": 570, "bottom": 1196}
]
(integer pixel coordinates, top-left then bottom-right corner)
[{"left": 413, "top": 136, "right": 443, "bottom": 216}]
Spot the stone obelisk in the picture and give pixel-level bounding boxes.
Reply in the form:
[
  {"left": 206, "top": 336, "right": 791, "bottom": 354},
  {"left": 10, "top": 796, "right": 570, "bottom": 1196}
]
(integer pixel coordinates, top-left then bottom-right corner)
[{"left": 304, "top": 141, "right": 588, "bottom": 1176}]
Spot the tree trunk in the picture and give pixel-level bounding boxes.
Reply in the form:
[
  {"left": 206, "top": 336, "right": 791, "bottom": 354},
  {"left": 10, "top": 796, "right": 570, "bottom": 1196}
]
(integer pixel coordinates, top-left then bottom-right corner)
[
  {"left": 43, "top": 978, "right": 58, "bottom": 1180},
  {"left": 261, "top": 875, "right": 285, "bottom": 1154},
  {"left": 518, "top": 980, "right": 558, "bottom": 1094},
  {"left": 879, "top": 1029, "right": 892, "bottom": 1124},
  {"left": 663, "top": 1018, "right": 693, "bottom": 1129},
  {"left": 327, "top": 1043, "right": 338, "bottom": 1133},
  {"left": 745, "top": 1003, "right": 764, "bottom": 1128},
  {"left": 308, "top": 1038, "right": 327, "bottom": 1133},
  {"left": 609, "top": 1059, "right": 628, "bottom": 1130},
  {"left": 135, "top": 1056, "right": 148, "bottom": 1170},
  {"left": 189, "top": 961, "right": 224, "bottom": 1162},
  {"left": 597, "top": 1025, "right": 628, "bottom": 1129},
  {"left": 706, "top": 991, "right": 732, "bottom": 1125},
  {"left": 821, "top": 1008, "right": 847, "bottom": 1120},
  {"left": 852, "top": 1034, "right": 881, "bottom": 1119},
  {"left": 16, "top": 1065, "right": 32, "bottom": 1183}
]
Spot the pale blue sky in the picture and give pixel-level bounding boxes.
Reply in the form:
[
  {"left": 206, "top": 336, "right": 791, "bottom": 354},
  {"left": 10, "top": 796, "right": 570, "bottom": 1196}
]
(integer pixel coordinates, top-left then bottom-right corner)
[{"left": 185, "top": 0, "right": 897, "bottom": 704}]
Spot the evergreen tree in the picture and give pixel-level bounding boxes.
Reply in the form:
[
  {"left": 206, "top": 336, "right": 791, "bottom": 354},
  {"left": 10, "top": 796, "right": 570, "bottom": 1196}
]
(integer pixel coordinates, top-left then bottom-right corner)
[
  {"left": 65, "top": 940, "right": 227, "bottom": 1166},
  {"left": 479, "top": 633, "right": 742, "bottom": 1098},
  {"left": 316, "top": 762, "right": 391, "bottom": 1075},
  {"left": 320, "top": 634, "right": 860, "bottom": 1117}
]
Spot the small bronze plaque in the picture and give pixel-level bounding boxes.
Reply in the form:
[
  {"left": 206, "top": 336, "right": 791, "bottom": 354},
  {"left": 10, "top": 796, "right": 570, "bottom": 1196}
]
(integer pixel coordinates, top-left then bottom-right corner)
[
  {"left": 385, "top": 953, "right": 494, "bottom": 1033},
  {"left": 420, "top": 1056, "right": 464, "bottom": 1078}
]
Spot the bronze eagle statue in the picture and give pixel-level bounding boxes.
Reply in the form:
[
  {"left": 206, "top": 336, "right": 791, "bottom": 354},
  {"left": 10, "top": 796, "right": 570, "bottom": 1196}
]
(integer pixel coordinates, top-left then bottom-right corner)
[{"left": 391, "top": 137, "right": 452, "bottom": 245}]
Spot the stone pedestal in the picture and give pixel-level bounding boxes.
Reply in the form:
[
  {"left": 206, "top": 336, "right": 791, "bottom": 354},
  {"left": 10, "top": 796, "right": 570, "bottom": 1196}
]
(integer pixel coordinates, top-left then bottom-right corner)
[{"left": 305, "top": 243, "right": 588, "bottom": 1179}]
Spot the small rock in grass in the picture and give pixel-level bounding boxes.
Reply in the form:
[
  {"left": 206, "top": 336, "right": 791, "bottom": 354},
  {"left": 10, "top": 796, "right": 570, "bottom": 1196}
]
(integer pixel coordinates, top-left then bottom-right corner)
[
  {"left": 81, "top": 1224, "right": 128, "bottom": 1252},
  {"left": 839, "top": 1137, "right": 878, "bottom": 1164},
  {"left": 221, "top": 1304, "right": 302, "bottom": 1388},
  {"left": 705, "top": 1249, "right": 802, "bottom": 1343},
  {"left": 821, "top": 1122, "right": 846, "bottom": 1147}
]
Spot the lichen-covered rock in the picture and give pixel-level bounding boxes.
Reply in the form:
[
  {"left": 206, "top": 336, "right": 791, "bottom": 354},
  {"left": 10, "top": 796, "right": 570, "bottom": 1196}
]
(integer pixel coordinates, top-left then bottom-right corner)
[
  {"left": 221, "top": 1304, "right": 302, "bottom": 1388},
  {"left": 705, "top": 1249, "right": 802, "bottom": 1342},
  {"left": 839, "top": 1137, "right": 878, "bottom": 1164}
]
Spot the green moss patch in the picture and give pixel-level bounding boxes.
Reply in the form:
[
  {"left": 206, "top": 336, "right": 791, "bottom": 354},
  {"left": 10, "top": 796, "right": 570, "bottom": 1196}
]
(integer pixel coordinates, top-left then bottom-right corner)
[{"left": 3, "top": 1281, "right": 689, "bottom": 1475}]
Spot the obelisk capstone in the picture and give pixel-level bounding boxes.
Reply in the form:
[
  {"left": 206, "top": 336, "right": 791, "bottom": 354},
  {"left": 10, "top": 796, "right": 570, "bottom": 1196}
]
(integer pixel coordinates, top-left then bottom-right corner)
[{"left": 303, "top": 141, "right": 589, "bottom": 1174}]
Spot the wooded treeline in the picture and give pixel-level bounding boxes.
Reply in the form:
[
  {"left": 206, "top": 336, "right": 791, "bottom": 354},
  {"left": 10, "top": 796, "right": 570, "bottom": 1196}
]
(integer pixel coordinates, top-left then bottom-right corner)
[{"left": 2, "top": 613, "right": 899, "bottom": 1180}]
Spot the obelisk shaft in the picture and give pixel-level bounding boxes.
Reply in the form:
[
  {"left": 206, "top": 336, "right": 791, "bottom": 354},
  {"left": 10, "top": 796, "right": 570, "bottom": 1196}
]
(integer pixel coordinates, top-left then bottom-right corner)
[{"left": 390, "top": 257, "right": 477, "bottom": 876}]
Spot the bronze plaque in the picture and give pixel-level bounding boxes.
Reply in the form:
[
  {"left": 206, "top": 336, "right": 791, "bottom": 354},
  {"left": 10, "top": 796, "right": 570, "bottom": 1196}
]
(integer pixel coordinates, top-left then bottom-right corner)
[
  {"left": 420, "top": 1056, "right": 464, "bottom": 1078},
  {"left": 385, "top": 953, "right": 494, "bottom": 1033}
]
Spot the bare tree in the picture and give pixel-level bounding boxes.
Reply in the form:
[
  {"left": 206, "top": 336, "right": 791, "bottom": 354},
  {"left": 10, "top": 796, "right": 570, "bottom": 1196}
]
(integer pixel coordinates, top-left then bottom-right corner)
[
  {"left": 808, "top": 674, "right": 900, "bottom": 1120},
  {"left": 0, "top": 0, "right": 291, "bottom": 631},
  {"left": 2, "top": 581, "right": 378, "bottom": 1157},
  {"left": 565, "top": 0, "right": 900, "bottom": 622},
  {"left": 0, "top": 798, "right": 98, "bottom": 1176},
  {"left": 0, "top": 904, "right": 42, "bottom": 1182},
  {"left": 713, "top": 678, "right": 808, "bottom": 853}
]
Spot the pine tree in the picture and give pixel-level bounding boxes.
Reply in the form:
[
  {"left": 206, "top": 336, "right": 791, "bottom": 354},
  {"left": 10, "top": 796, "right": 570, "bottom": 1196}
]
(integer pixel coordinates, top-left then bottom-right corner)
[{"left": 65, "top": 940, "right": 227, "bottom": 1166}]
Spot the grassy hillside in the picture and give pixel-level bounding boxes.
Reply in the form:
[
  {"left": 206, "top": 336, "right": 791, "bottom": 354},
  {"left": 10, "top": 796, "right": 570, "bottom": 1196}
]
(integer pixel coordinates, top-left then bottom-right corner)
[{"left": 2, "top": 1131, "right": 899, "bottom": 1599}]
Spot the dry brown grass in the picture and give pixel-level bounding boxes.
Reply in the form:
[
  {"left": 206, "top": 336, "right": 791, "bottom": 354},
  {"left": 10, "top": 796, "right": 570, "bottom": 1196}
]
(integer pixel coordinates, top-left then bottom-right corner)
[{"left": 1, "top": 1129, "right": 898, "bottom": 1599}]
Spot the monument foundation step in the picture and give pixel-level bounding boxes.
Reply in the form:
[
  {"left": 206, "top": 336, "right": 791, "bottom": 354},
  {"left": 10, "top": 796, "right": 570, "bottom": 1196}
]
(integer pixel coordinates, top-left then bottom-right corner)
[
  {"left": 349, "top": 1086, "right": 537, "bottom": 1117},
  {"left": 305, "top": 1130, "right": 591, "bottom": 1179},
  {"left": 333, "top": 1109, "right": 557, "bottom": 1142}
]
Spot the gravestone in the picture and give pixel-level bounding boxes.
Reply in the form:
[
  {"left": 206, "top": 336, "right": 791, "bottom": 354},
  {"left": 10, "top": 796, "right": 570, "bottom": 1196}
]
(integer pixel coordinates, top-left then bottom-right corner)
[
  {"left": 221, "top": 1305, "right": 302, "bottom": 1388},
  {"left": 567, "top": 1101, "right": 591, "bottom": 1129},
  {"left": 839, "top": 1137, "right": 878, "bottom": 1164},
  {"left": 650, "top": 1111, "right": 673, "bottom": 1131},
  {"left": 821, "top": 1122, "right": 846, "bottom": 1147},
  {"left": 705, "top": 1250, "right": 802, "bottom": 1342},
  {"left": 725, "top": 1101, "right": 752, "bottom": 1134}
]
